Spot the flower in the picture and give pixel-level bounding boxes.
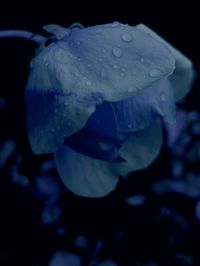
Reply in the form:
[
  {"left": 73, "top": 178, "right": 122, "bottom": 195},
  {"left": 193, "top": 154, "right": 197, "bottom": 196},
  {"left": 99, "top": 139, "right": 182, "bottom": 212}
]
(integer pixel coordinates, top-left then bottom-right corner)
[{"left": 25, "top": 22, "right": 195, "bottom": 197}]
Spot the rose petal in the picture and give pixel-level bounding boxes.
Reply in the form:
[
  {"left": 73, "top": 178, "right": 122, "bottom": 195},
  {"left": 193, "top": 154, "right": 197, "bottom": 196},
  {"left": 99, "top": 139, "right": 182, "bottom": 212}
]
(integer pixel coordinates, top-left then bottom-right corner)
[
  {"left": 54, "top": 145, "right": 119, "bottom": 197},
  {"left": 114, "top": 119, "right": 163, "bottom": 176},
  {"left": 136, "top": 24, "right": 195, "bottom": 101},
  {"left": 26, "top": 22, "right": 175, "bottom": 153}
]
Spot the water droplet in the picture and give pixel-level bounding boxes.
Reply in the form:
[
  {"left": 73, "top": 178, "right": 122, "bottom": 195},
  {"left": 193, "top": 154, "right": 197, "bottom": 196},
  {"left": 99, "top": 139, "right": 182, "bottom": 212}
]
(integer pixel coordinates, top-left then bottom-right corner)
[
  {"left": 121, "top": 67, "right": 126, "bottom": 72},
  {"left": 121, "top": 32, "right": 132, "bottom": 42},
  {"left": 140, "top": 57, "right": 145, "bottom": 63},
  {"left": 149, "top": 69, "right": 162, "bottom": 78},
  {"left": 98, "top": 57, "right": 103, "bottom": 62},
  {"left": 102, "top": 49, "right": 106, "bottom": 53},
  {"left": 113, "top": 64, "right": 119, "bottom": 69},
  {"left": 43, "top": 60, "right": 49, "bottom": 67},
  {"left": 127, "top": 124, "right": 132, "bottom": 129},
  {"left": 112, "top": 46, "right": 123, "bottom": 58},
  {"left": 87, "top": 63, "right": 92, "bottom": 68},
  {"left": 128, "top": 87, "right": 136, "bottom": 93},
  {"left": 101, "top": 68, "right": 107, "bottom": 79},
  {"left": 91, "top": 27, "right": 102, "bottom": 34},
  {"left": 120, "top": 72, "right": 125, "bottom": 77},
  {"left": 111, "top": 21, "right": 119, "bottom": 28},
  {"left": 86, "top": 80, "right": 92, "bottom": 86},
  {"left": 64, "top": 101, "right": 69, "bottom": 106},
  {"left": 76, "top": 40, "right": 81, "bottom": 46},
  {"left": 30, "top": 60, "right": 34, "bottom": 68},
  {"left": 98, "top": 141, "right": 115, "bottom": 151},
  {"left": 160, "top": 92, "right": 166, "bottom": 101}
]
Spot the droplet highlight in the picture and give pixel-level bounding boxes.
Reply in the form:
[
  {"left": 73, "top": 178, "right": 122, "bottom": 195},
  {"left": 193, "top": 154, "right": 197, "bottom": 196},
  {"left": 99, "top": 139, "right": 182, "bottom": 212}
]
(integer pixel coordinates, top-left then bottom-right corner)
[
  {"left": 111, "top": 21, "right": 120, "bottom": 28},
  {"left": 113, "top": 64, "right": 119, "bottom": 69},
  {"left": 160, "top": 92, "right": 166, "bottom": 101},
  {"left": 140, "top": 57, "right": 145, "bottom": 63},
  {"left": 121, "top": 32, "right": 132, "bottom": 42},
  {"left": 149, "top": 69, "right": 162, "bottom": 78},
  {"left": 98, "top": 141, "right": 115, "bottom": 151},
  {"left": 112, "top": 47, "right": 123, "bottom": 58},
  {"left": 127, "top": 124, "right": 132, "bottom": 129},
  {"left": 86, "top": 80, "right": 92, "bottom": 86}
]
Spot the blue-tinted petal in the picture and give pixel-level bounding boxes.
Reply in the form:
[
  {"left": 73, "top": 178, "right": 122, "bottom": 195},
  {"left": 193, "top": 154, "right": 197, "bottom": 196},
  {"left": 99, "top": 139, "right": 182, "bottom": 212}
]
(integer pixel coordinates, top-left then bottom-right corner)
[
  {"left": 87, "top": 78, "right": 175, "bottom": 137},
  {"left": 26, "top": 22, "right": 175, "bottom": 154},
  {"left": 136, "top": 24, "right": 195, "bottom": 101},
  {"left": 26, "top": 85, "right": 95, "bottom": 154},
  {"left": 54, "top": 145, "right": 119, "bottom": 197},
  {"left": 65, "top": 129, "right": 125, "bottom": 162},
  {"left": 65, "top": 78, "right": 175, "bottom": 160},
  {"left": 59, "top": 22, "right": 175, "bottom": 101},
  {"left": 114, "top": 119, "right": 163, "bottom": 176},
  {"left": 107, "top": 77, "right": 176, "bottom": 132}
]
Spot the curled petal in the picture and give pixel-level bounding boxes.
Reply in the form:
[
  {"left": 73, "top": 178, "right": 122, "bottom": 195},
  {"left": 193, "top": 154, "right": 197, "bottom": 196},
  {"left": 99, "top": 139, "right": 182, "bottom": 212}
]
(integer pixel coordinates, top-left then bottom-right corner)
[
  {"left": 136, "top": 24, "right": 195, "bottom": 101},
  {"left": 26, "top": 22, "right": 175, "bottom": 153},
  {"left": 65, "top": 78, "right": 175, "bottom": 161},
  {"left": 54, "top": 145, "right": 119, "bottom": 197},
  {"left": 114, "top": 119, "right": 163, "bottom": 176}
]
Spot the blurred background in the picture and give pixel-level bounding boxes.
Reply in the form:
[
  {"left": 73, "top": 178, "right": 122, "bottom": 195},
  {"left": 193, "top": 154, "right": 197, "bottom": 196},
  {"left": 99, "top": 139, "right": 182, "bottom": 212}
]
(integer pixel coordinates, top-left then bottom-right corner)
[{"left": 0, "top": 1, "right": 200, "bottom": 265}]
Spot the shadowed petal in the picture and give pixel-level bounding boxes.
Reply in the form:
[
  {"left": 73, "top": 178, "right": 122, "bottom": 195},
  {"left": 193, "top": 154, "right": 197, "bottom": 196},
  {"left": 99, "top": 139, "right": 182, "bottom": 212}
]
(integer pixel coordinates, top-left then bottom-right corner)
[
  {"left": 65, "top": 78, "right": 175, "bottom": 161},
  {"left": 54, "top": 145, "right": 119, "bottom": 197},
  {"left": 136, "top": 24, "right": 195, "bottom": 101},
  {"left": 114, "top": 119, "right": 163, "bottom": 176}
]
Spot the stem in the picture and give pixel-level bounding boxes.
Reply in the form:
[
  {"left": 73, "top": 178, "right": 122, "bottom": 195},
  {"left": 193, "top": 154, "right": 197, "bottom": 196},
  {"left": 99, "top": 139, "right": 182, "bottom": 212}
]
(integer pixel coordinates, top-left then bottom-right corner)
[{"left": 0, "top": 30, "right": 45, "bottom": 44}]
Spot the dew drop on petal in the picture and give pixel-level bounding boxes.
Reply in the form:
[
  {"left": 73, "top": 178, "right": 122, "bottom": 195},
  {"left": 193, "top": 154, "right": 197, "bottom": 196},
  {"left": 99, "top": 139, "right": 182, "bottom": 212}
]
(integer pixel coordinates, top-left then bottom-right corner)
[
  {"left": 140, "top": 57, "right": 145, "bottom": 63},
  {"left": 121, "top": 67, "right": 126, "bottom": 72},
  {"left": 127, "top": 87, "right": 135, "bottom": 93},
  {"left": 98, "top": 141, "right": 115, "bottom": 151},
  {"left": 113, "top": 64, "right": 119, "bottom": 69},
  {"left": 112, "top": 47, "right": 123, "bottom": 58},
  {"left": 121, "top": 32, "right": 132, "bottom": 42},
  {"left": 160, "top": 92, "right": 166, "bottom": 101},
  {"left": 111, "top": 21, "right": 120, "bottom": 28},
  {"left": 91, "top": 27, "right": 102, "bottom": 34},
  {"left": 149, "top": 69, "right": 162, "bottom": 78},
  {"left": 86, "top": 80, "right": 92, "bottom": 86},
  {"left": 128, "top": 123, "right": 132, "bottom": 129}
]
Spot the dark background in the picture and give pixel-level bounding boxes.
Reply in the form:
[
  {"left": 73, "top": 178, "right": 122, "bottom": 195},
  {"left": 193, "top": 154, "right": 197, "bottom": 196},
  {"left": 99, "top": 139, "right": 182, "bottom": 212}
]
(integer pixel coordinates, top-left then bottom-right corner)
[{"left": 1, "top": 1, "right": 200, "bottom": 265}]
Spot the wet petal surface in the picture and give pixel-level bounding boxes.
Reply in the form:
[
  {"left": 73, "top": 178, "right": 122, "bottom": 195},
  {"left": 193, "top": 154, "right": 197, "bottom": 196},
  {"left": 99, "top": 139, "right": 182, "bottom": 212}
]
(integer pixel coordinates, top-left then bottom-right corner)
[
  {"left": 136, "top": 24, "right": 195, "bottom": 101},
  {"left": 26, "top": 22, "right": 175, "bottom": 153}
]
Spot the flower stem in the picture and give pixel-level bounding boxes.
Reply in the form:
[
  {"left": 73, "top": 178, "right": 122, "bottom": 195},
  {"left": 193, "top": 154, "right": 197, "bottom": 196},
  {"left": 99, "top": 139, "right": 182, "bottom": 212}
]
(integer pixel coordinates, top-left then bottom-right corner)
[{"left": 0, "top": 30, "right": 45, "bottom": 44}]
